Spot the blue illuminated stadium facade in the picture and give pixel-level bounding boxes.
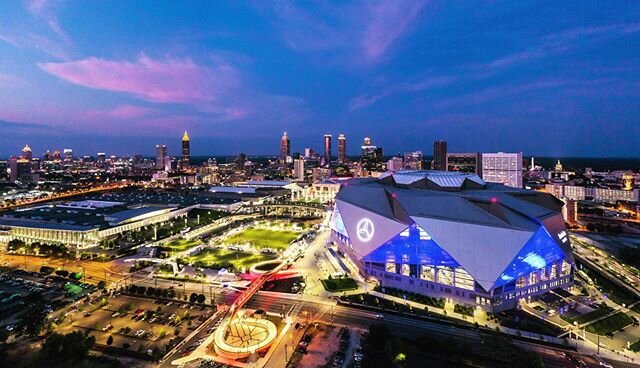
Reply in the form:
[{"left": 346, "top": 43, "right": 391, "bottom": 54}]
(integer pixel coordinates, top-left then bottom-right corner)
[{"left": 330, "top": 170, "right": 574, "bottom": 312}]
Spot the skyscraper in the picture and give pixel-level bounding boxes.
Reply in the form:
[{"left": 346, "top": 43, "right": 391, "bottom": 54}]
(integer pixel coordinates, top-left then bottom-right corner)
[
  {"left": 181, "top": 131, "right": 190, "bottom": 167},
  {"left": 280, "top": 132, "right": 290, "bottom": 163},
  {"left": 446, "top": 153, "right": 481, "bottom": 174},
  {"left": 361, "top": 137, "right": 383, "bottom": 172},
  {"left": 481, "top": 152, "right": 523, "bottom": 188},
  {"left": 432, "top": 140, "right": 447, "bottom": 171},
  {"left": 337, "top": 133, "right": 347, "bottom": 163},
  {"left": 324, "top": 134, "right": 332, "bottom": 166},
  {"left": 403, "top": 151, "right": 423, "bottom": 170},
  {"left": 21, "top": 145, "right": 33, "bottom": 161},
  {"left": 155, "top": 144, "right": 167, "bottom": 170},
  {"left": 294, "top": 159, "right": 305, "bottom": 181}
]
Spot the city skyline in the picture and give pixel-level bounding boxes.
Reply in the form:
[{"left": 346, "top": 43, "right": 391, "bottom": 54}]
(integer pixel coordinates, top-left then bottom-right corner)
[{"left": 1, "top": 1, "right": 640, "bottom": 157}]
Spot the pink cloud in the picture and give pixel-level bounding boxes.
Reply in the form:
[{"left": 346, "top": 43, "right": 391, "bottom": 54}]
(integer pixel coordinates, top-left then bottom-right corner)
[
  {"left": 38, "top": 55, "right": 241, "bottom": 106},
  {"left": 362, "top": 1, "right": 427, "bottom": 61}
]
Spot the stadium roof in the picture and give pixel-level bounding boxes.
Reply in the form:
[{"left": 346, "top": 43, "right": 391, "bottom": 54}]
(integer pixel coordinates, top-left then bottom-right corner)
[{"left": 334, "top": 170, "right": 572, "bottom": 291}]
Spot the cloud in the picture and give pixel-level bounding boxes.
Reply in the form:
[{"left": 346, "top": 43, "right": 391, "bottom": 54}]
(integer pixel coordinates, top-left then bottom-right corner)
[
  {"left": 37, "top": 53, "right": 309, "bottom": 126},
  {"left": 361, "top": 0, "right": 427, "bottom": 61},
  {"left": 87, "top": 104, "right": 157, "bottom": 120},
  {"left": 349, "top": 75, "right": 455, "bottom": 111},
  {"left": 38, "top": 54, "right": 240, "bottom": 106},
  {"left": 258, "top": 0, "right": 427, "bottom": 64}
]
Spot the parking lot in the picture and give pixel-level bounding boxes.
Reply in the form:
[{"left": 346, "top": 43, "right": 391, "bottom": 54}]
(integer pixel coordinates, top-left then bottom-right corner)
[{"left": 58, "top": 293, "right": 214, "bottom": 359}]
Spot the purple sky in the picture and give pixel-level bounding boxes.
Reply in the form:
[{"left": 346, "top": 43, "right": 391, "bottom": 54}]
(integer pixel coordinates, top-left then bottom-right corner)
[{"left": 1, "top": 1, "right": 639, "bottom": 157}]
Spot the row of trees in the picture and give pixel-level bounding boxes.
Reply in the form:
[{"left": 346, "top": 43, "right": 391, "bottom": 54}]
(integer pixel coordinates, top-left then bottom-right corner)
[
  {"left": 6, "top": 239, "right": 69, "bottom": 256},
  {"left": 126, "top": 285, "right": 207, "bottom": 304}
]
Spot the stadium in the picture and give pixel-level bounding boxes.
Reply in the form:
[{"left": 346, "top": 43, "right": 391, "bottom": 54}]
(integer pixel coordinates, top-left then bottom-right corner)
[{"left": 330, "top": 170, "right": 574, "bottom": 312}]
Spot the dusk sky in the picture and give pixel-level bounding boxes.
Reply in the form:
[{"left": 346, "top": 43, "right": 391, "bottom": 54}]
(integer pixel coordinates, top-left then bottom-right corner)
[{"left": 1, "top": 1, "right": 639, "bottom": 158}]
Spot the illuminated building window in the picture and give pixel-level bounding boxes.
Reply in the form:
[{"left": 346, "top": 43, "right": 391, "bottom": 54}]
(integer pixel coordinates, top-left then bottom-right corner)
[
  {"left": 436, "top": 266, "right": 454, "bottom": 286},
  {"left": 516, "top": 276, "right": 527, "bottom": 288},
  {"left": 561, "top": 260, "right": 571, "bottom": 276},
  {"left": 401, "top": 264, "right": 410, "bottom": 276},
  {"left": 386, "top": 262, "right": 396, "bottom": 273},
  {"left": 420, "top": 265, "right": 435, "bottom": 281},
  {"left": 454, "top": 267, "right": 474, "bottom": 290},
  {"left": 528, "top": 271, "right": 538, "bottom": 285},
  {"left": 539, "top": 267, "right": 548, "bottom": 281},
  {"left": 550, "top": 264, "right": 558, "bottom": 279}
]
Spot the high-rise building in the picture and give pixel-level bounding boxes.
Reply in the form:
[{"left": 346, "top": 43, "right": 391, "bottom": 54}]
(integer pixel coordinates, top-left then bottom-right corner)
[
  {"left": 63, "top": 148, "right": 73, "bottom": 162},
  {"left": 447, "top": 153, "right": 481, "bottom": 174},
  {"left": 294, "top": 159, "right": 305, "bottom": 181},
  {"left": 432, "top": 140, "right": 447, "bottom": 171},
  {"left": 481, "top": 152, "right": 523, "bottom": 188},
  {"left": 280, "top": 132, "right": 290, "bottom": 163},
  {"left": 181, "top": 131, "right": 190, "bottom": 167},
  {"left": 155, "top": 144, "right": 167, "bottom": 170},
  {"left": 9, "top": 156, "right": 32, "bottom": 183},
  {"left": 403, "top": 151, "right": 423, "bottom": 170},
  {"left": 387, "top": 157, "right": 403, "bottom": 171},
  {"left": 324, "top": 134, "right": 332, "bottom": 166},
  {"left": 338, "top": 133, "right": 347, "bottom": 163},
  {"left": 361, "top": 137, "right": 383, "bottom": 172},
  {"left": 304, "top": 148, "right": 314, "bottom": 158},
  {"left": 21, "top": 145, "right": 33, "bottom": 161}
]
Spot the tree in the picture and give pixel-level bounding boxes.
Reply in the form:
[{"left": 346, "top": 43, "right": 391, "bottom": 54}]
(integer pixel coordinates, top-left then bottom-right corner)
[
  {"left": 106, "top": 335, "right": 113, "bottom": 346},
  {"left": 18, "top": 303, "right": 47, "bottom": 337},
  {"left": 7, "top": 239, "right": 25, "bottom": 252},
  {"left": 55, "top": 269, "right": 69, "bottom": 277},
  {"left": 197, "top": 294, "right": 206, "bottom": 304},
  {"left": 137, "top": 286, "right": 146, "bottom": 295},
  {"left": 189, "top": 293, "right": 198, "bottom": 303},
  {"left": 97, "top": 280, "right": 106, "bottom": 290},
  {"left": 146, "top": 287, "right": 155, "bottom": 296},
  {"left": 586, "top": 223, "right": 596, "bottom": 232},
  {"left": 40, "top": 266, "right": 55, "bottom": 274}
]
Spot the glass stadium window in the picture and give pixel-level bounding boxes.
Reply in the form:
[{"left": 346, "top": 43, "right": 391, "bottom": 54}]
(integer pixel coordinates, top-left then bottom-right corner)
[
  {"left": 436, "top": 266, "right": 454, "bottom": 286},
  {"left": 420, "top": 265, "right": 435, "bottom": 281},
  {"left": 401, "top": 264, "right": 410, "bottom": 276},
  {"left": 528, "top": 271, "right": 538, "bottom": 285},
  {"left": 550, "top": 264, "right": 558, "bottom": 279},
  {"left": 561, "top": 260, "right": 571, "bottom": 276},
  {"left": 539, "top": 267, "right": 548, "bottom": 281},
  {"left": 454, "top": 267, "right": 474, "bottom": 290},
  {"left": 386, "top": 262, "right": 396, "bottom": 273},
  {"left": 516, "top": 276, "right": 527, "bottom": 288}
]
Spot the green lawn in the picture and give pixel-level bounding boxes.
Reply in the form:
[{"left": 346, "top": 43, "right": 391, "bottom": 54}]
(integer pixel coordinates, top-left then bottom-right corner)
[
  {"left": 631, "top": 339, "right": 640, "bottom": 352},
  {"left": 160, "top": 238, "right": 201, "bottom": 252},
  {"left": 584, "top": 312, "right": 633, "bottom": 335},
  {"left": 321, "top": 277, "right": 359, "bottom": 292},
  {"left": 180, "top": 248, "right": 277, "bottom": 272},
  {"left": 224, "top": 228, "right": 298, "bottom": 250}
]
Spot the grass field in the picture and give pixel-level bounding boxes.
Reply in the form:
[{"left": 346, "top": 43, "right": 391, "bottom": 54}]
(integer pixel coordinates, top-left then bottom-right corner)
[
  {"left": 321, "top": 277, "right": 358, "bottom": 292},
  {"left": 160, "top": 238, "right": 201, "bottom": 252},
  {"left": 224, "top": 228, "right": 298, "bottom": 250},
  {"left": 180, "top": 248, "right": 277, "bottom": 272},
  {"left": 584, "top": 312, "right": 633, "bottom": 335},
  {"left": 631, "top": 339, "right": 640, "bottom": 352}
]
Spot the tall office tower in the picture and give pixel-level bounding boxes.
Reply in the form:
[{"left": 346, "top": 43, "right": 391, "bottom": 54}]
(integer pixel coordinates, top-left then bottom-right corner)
[
  {"left": 337, "top": 133, "right": 347, "bottom": 163},
  {"left": 21, "top": 145, "right": 33, "bottom": 161},
  {"left": 63, "top": 148, "right": 73, "bottom": 162},
  {"left": 446, "top": 153, "right": 481, "bottom": 174},
  {"left": 294, "top": 159, "right": 305, "bottom": 181},
  {"left": 403, "top": 151, "right": 423, "bottom": 170},
  {"left": 387, "top": 157, "right": 403, "bottom": 171},
  {"left": 155, "top": 144, "right": 167, "bottom": 170},
  {"left": 53, "top": 150, "right": 61, "bottom": 161},
  {"left": 324, "top": 134, "right": 332, "bottom": 166},
  {"left": 361, "top": 137, "right": 384, "bottom": 172},
  {"left": 9, "top": 156, "right": 32, "bottom": 183},
  {"left": 304, "top": 148, "right": 314, "bottom": 158},
  {"left": 481, "top": 152, "right": 523, "bottom": 188},
  {"left": 181, "top": 131, "right": 190, "bottom": 167},
  {"left": 280, "top": 132, "right": 290, "bottom": 163},
  {"left": 432, "top": 140, "right": 447, "bottom": 171}
]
